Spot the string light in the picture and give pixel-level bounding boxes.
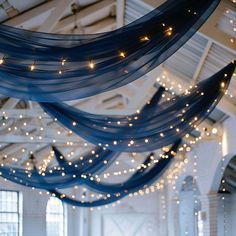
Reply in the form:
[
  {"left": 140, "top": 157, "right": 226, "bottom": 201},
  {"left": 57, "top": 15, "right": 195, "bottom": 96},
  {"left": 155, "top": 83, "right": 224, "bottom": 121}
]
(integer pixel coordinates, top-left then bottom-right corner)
[
  {"left": 0, "top": 61, "right": 231, "bottom": 211},
  {"left": 0, "top": 57, "right": 4, "bottom": 64},
  {"left": 61, "top": 59, "right": 66, "bottom": 66},
  {"left": 89, "top": 61, "right": 95, "bottom": 69},
  {"left": 140, "top": 36, "right": 150, "bottom": 42},
  {"left": 211, "top": 127, "right": 218, "bottom": 135},
  {"left": 53, "top": 154, "right": 187, "bottom": 210},
  {"left": 119, "top": 51, "right": 126, "bottom": 58},
  {"left": 221, "top": 81, "right": 226, "bottom": 88},
  {"left": 225, "top": 5, "right": 236, "bottom": 44},
  {"left": 130, "top": 140, "right": 134, "bottom": 145},
  {"left": 30, "top": 62, "right": 36, "bottom": 71},
  {"left": 219, "top": 142, "right": 228, "bottom": 236},
  {"left": 166, "top": 27, "right": 173, "bottom": 36}
]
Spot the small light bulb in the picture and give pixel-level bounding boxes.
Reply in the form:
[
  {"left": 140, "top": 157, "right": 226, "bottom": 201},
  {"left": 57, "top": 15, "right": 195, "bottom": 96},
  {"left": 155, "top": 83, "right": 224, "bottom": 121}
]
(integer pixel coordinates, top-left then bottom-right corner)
[
  {"left": 119, "top": 52, "right": 126, "bottom": 58},
  {"left": 141, "top": 36, "right": 150, "bottom": 42},
  {"left": 212, "top": 128, "right": 218, "bottom": 134},
  {"left": 186, "top": 147, "right": 191, "bottom": 152},
  {"left": 30, "top": 64, "right": 35, "bottom": 71},
  {"left": 89, "top": 61, "right": 95, "bottom": 69},
  {"left": 0, "top": 58, "right": 4, "bottom": 64},
  {"left": 61, "top": 59, "right": 66, "bottom": 66},
  {"left": 166, "top": 27, "right": 173, "bottom": 36}
]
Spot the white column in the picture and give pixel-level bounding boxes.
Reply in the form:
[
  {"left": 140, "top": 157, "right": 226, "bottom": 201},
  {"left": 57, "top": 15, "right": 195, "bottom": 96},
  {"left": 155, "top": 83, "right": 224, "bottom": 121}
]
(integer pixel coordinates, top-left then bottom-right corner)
[
  {"left": 165, "top": 184, "right": 180, "bottom": 236},
  {"left": 167, "top": 198, "right": 180, "bottom": 236},
  {"left": 179, "top": 191, "right": 195, "bottom": 236}
]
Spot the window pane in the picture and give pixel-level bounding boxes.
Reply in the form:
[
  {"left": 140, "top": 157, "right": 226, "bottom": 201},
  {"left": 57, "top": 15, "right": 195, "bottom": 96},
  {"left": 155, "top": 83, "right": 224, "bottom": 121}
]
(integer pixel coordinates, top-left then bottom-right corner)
[
  {"left": 0, "top": 191, "right": 20, "bottom": 236},
  {"left": 46, "top": 197, "right": 65, "bottom": 236}
]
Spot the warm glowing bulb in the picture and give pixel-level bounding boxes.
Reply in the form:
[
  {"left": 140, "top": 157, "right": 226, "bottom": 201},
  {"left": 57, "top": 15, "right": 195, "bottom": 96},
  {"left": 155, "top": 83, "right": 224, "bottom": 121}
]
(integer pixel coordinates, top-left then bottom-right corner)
[
  {"left": 89, "top": 61, "right": 95, "bottom": 69},
  {"left": 141, "top": 36, "right": 150, "bottom": 42},
  {"left": 186, "top": 147, "right": 191, "bottom": 152},
  {"left": 119, "top": 52, "right": 126, "bottom": 58},
  {"left": 30, "top": 64, "right": 35, "bottom": 71},
  {"left": 166, "top": 27, "right": 173, "bottom": 36},
  {"left": 221, "top": 82, "right": 225, "bottom": 88},
  {"left": 0, "top": 58, "right": 4, "bottom": 64},
  {"left": 212, "top": 127, "right": 218, "bottom": 134},
  {"left": 61, "top": 59, "right": 66, "bottom": 66}
]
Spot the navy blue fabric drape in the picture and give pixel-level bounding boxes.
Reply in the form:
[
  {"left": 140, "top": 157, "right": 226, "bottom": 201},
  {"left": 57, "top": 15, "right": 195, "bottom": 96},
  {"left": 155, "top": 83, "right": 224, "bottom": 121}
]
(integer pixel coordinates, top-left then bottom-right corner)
[
  {"left": 50, "top": 140, "right": 181, "bottom": 207},
  {"left": 0, "top": 140, "right": 180, "bottom": 207},
  {"left": 0, "top": 147, "right": 119, "bottom": 189},
  {"left": 0, "top": 85, "right": 166, "bottom": 196},
  {"left": 40, "top": 62, "right": 235, "bottom": 152},
  {"left": 0, "top": 0, "right": 220, "bottom": 101}
]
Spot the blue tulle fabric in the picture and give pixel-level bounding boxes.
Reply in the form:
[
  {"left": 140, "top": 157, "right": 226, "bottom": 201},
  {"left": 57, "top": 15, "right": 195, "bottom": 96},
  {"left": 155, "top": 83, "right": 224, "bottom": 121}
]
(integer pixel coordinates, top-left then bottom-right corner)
[
  {"left": 0, "top": 140, "right": 181, "bottom": 207},
  {"left": 50, "top": 140, "right": 181, "bottom": 207},
  {"left": 0, "top": 147, "right": 119, "bottom": 189},
  {"left": 40, "top": 63, "right": 235, "bottom": 152},
  {"left": 0, "top": 0, "right": 220, "bottom": 101},
  {"left": 0, "top": 86, "right": 165, "bottom": 191}
]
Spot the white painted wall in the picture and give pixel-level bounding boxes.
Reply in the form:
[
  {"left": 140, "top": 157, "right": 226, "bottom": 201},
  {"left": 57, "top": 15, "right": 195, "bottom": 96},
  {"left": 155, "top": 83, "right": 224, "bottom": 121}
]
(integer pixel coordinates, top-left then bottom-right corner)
[{"left": 89, "top": 192, "right": 165, "bottom": 236}]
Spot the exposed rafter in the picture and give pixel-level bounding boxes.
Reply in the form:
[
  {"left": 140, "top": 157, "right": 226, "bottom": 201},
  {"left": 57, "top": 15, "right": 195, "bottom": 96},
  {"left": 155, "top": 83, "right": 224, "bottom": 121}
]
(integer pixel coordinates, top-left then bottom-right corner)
[
  {"left": 0, "top": 0, "right": 124, "bottom": 165},
  {"left": 0, "top": 0, "right": 235, "bottom": 169}
]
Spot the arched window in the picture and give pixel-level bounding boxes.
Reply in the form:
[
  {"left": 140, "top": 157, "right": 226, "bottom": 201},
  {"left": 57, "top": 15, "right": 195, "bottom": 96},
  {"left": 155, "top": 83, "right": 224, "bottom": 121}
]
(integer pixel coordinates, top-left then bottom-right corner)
[{"left": 46, "top": 197, "right": 66, "bottom": 236}]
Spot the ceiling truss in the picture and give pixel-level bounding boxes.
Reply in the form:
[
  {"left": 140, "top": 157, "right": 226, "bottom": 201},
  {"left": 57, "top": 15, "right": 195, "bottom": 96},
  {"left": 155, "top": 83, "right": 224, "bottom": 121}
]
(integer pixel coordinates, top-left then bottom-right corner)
[{"left": 0, "top": 0, "right": 235, "bottom": 171}]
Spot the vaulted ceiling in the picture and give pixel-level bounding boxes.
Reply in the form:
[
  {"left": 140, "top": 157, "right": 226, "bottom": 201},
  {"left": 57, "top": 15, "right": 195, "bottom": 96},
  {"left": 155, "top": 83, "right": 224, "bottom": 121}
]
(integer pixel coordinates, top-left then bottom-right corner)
[{"left": 0, "top": 0, "right": 235, "bottom": 174}]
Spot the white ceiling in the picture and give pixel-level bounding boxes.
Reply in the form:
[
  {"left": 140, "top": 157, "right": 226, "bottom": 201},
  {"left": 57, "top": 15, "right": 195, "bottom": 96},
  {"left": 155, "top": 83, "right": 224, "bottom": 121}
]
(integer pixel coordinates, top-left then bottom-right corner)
[{"left": 0, "top": 0, "right": 235, "bottom": 170}]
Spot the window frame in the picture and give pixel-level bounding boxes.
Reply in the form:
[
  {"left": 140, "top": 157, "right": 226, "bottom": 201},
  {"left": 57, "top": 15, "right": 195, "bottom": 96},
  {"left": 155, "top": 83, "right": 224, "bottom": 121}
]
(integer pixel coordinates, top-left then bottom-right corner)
[
  {"left": 46, "top": 197, "right": 67, "bottom": 236},
  {"left": 0, "top": 189, "right": 22, "bottom": 236}
]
